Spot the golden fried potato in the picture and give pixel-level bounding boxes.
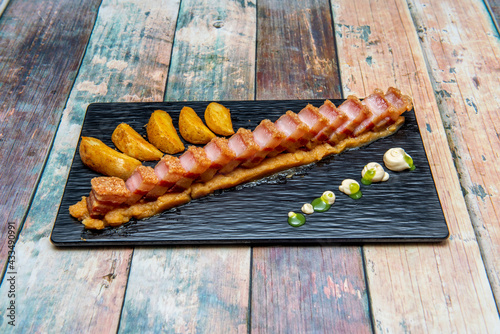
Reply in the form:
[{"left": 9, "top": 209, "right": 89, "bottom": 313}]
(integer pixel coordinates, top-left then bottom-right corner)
[
  {"left": 146, "top": 110, "right": 185, "bottom": 154},
  {"left": 79, "top": 137, "right": 142, "bottom": 180},
  {"left": 179, "top": 106, "right": 216, "bottom": 144},
  {"left": 111, "top": 123, "right": 163, "bottom": 161},
  {"left": 205, "top": 102, "right": 234, "bottom": 136}
]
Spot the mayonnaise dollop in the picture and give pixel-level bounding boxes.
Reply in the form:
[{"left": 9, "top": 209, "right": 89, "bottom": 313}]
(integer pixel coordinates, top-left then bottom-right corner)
[
  {"left": 301, "top": 203, "right": 314, "bottom": 214},
  {"left": 361, "top": 162, "right": 389, "bottom": 184},
  {"left": 383, "top": 148, "right": 415, "bottom": 171},
  {"left": 339, "top": 179, "right": 362, "bottom": 199}
]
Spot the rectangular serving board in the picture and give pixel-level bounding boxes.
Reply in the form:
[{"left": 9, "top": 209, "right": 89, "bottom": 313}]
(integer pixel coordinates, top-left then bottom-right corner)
[{"left": 51, "top": 99, "right": 449, "bottom": 246}]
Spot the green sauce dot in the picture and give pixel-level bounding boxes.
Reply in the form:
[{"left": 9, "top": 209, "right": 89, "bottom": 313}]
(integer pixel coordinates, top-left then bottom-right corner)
[
  {"left": 311, "top": 197, "right": 331, "bottom": 212},
  {"left": 361, "top": 168, "right": 375, "bottom": 185},
  {"left": 349, "top": 191, "right": 363, "bottom": 200},
  {"left": 404, "top": 154, "right": 415, "bottom": 170},
  {"left": 288, "top": 213, "right": 306, "bottom": 227},
  {"left": 349, "top": 182, "right": 360, "bottom": 194}
]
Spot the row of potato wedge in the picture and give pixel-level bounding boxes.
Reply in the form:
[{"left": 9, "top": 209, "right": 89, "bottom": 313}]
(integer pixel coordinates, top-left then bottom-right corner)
[{"left": 79, "top": 102, "right": 234, "bottom": 180}]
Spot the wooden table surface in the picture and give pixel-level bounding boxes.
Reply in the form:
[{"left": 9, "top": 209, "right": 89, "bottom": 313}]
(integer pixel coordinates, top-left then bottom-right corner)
[{"left": 1, "top": 0, "right": 499, "bottom": 332}]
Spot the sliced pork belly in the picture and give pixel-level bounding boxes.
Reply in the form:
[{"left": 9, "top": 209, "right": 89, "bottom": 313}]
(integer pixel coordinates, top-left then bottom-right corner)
[
  {"left": 329, "top": 95, "right": 371, "bottom": 144},
  {"left": 241, "top": 119, "right": 285, "bottom": 168},
  {"left": 376, "top": 87, "right": 413, "bottom": 129},
  {"left": 200, "top": 137, "right": 236, "bottom": 182},
  {"left": 268, "top": 110, "right": 309, "bottom": 157},
  {"left": 296, "top": 104, "right": 329, "bottom": 146},
  {"left": 353, "top": 89, "right": 398, "bottom": 136},
  {"left": 87, "top": 176, "right": 131, "bottom": 217},
  {"left": 146, "top": 155, "right": 186, "bottom": 198},
  {"left": 169, "top": 146, "right": 212, "bottom": 192},
  {"left": 219, "top": 128, "right": 259, "bottom": 174},
  {"left": 124, "top": 166, "right": 158, "bottom": 205},
  {"left": 313, "top": 100, "right": 348, "bottom": 143}
]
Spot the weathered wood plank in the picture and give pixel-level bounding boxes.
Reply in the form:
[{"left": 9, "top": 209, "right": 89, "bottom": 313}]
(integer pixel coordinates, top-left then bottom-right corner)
[
  {"left": 332, "top": 0, "right": 500, "bottom": 332},
  {"left": 256, "top": 0, "right": 342, "bottom": 100},
  {"left": 0, "top": 0, "right": 101, "bottom": 276},
  {"left": 408, "top": 0, "right": 500, "bottom": 310},
  {"left": 251, "top": 0, "right": 371, "bottom": 332},
  {"left": 486, "top": 0, "right": 500, "bottom": 28},
  {"left": 0, "top": 0, "right": 10, "bottom": 17},
  {"left": 119, "top": 0, "right": 256, "bottom": 332},
  {"left": 0, "top": 0, "right": 180, "bottom": 332}
]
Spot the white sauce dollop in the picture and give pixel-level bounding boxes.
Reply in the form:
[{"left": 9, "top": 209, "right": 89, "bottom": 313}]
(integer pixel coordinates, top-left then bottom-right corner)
[
  {"left": 383, "top": 148, "right": 413, "bottom": 171},
  {"left": 339, "top": 179, "right": 360, "bottom": 195},
  {"left": 361, "top": 162, "right": 390, "bottom": 182}
]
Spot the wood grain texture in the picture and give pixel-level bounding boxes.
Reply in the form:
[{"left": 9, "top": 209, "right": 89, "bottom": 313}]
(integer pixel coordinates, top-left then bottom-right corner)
[
  {"left": 165, "top": 0, "right": 256, "bottom": 101},
  {"left": 332, "top": 0, "right": 500, "bottom": 332},
  {"left": 252, "top": 0, "right": 371, "bottom": 332},
  {"left": 408, "top": 0, "right": 500, "bottom": 310},
  {"left": 486, "top": 0, "right": 500, "bottom": 27},
  {"left": 0, "top": 0, "right": 180, "bottom": 332},
  {"left": 119, "top": 0, "right": 256, "bottom": 332},
  {"left": 256, "top": 0, "right": 342, "bottom": 100},
  {"left": 252, "top": 246, "right": 371, "bottom": 333},
  {"left": 0, "top": 0, "right": 101, "bottom": 277},
  {"left": 0, "top": 0, "right": 10, "bottom": 17}
]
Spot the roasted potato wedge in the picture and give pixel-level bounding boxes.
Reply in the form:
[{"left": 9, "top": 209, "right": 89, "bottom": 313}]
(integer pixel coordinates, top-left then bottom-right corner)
[
  {"left": 79, "top": 137, "right": 142, "bottom": 180},
  {"left": 205, "top": 102, "right": 234, "bottom": 136},
  {"left": 111, "top": 123, "right": 163, "bottom": 161},
  {"left": 179, "top": 106, "right": 216, "bottom": 144},
  {"left": 146, "top": 110, "right": 185, "bottom": 154}
]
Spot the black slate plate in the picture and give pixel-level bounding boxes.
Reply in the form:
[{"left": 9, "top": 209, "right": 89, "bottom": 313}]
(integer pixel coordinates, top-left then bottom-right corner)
[{"left": 51, "top": 100, "right": 449, "bottom": 246}]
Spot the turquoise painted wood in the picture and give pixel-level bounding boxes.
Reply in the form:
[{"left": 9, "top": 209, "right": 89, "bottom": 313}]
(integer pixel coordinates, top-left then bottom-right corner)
[
  {"left": 119, "top": 0, "right": 256, "bottom": 332},
  {"left": 0, "top": 0, "right": 180, "bottom": 332},
  {"left": 332, "top": 0, "right": 500, "bottom": 331},
  {"left": 0, "top": 0, "right": 101, "bottom": 276},
  {"left": 251, "top": 0, "right": 372, "bottom": 332}
]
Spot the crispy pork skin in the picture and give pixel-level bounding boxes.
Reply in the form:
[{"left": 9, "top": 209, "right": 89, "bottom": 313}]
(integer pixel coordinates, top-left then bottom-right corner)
[
  {"left": 87, "top": 176, "right": 131, "bottom": 217},
  {"left": 200, "top": 137, "right": 236, "bottom": 182},
  {"left": 219, "top": 128, "right": 259, "bottom": 174},
  {"left": 125, "top": 166, "right": 158, "bottom": 205},
  {"left": 354, "top": 89, "right": 398, "bottom": 136},
  {"left": 241, "top": 119, "right": 285, "bottom": 168},
  {"left": 330, "top": 95, "right": 371, "bottom": 144},
  {"left": 269, "top": 110, "right": 309, "bottom": 157},
  {"left": 169, "top": 146, "right": 211, "bottom": 192},
  {"left": 313, "top": 100, "right": 348, "bottom": 143},
  {"left": 147, "top": 155, "right": 186, "bottom": 198}
]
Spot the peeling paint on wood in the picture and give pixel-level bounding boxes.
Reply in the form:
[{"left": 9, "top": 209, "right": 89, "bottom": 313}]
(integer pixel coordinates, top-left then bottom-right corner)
[
  {"left": 119, "top": 0, "right": 256, "bottom": 332},
  {"left": 333, "top": 0, "right": 500, "bottom": 331},
  {"left": 252, "top": 0, "right": 371, "bottom": 332},
  {"left": 0, "top": 0, "right": 180, "bottom": 332},
  {"left": 407, "top": 0, "right": 500, "bottom": 312}
]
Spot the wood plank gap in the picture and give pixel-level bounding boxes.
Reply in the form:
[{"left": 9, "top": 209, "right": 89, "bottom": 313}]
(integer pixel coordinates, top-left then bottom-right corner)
[
  {"left": 0, "top": 1, "right": 181, "bottom": 332},
  {"left": 484, "top": 0, "right": 500, "bottom": 35}
]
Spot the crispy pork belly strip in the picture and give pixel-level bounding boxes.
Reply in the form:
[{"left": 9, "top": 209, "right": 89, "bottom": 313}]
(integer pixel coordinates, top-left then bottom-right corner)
[
  {"left": 241, "top": 119, "right": 285, "bottom": 168},
  {"left": 87, "top": 177, "right": 131, "bottom": 218},
  {"left": 377, "top": 87, "right": 412, "bottom": 129},
  {"left": 218, "top": 128, "right": 259, "bottom": 174},
  {"left": 353, "top": 89, "right": 398, "bottom": 136},
  {"left": 329, "top": 95, "right": 371, "bottom": 144},
  {"left": 71, "top": 191, "right": 192, "bottom": 229},
  {"left": 191, "top": 117, "right": 405, "bottom": 199},
  {"left": 200, "top": 137, "right": 236, "bottom": 182},
  {"left": 146, "top": 155, "right": 186, "bottom": 198},
  {"left": 312, "top": 100, "right": 348, "bottom": 143},
  {"left": 287, "top": 104, "right": 329, "bottom": 150},
  {"left": 70, "top": 117, "right": 405, "bottom": 229},
  {"left": 268, "top": 110, "right": 309, "bottom": 157},
  {"left": 169, "top": 146, "right": 211, "bottom": 192},
  {"left": 125, "top": 166, "right": 158, "bottom": 205}
]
